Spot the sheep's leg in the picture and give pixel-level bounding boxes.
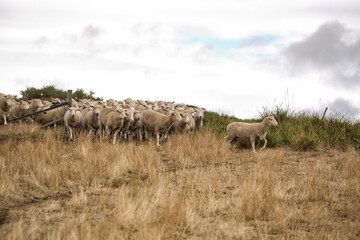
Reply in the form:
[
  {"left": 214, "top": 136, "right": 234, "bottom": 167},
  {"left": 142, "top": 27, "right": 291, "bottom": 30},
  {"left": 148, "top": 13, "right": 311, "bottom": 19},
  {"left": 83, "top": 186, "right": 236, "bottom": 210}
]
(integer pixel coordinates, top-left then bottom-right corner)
[
  {"left": 155, "top": 131, "right": 160, "bottom": 147},
  {"left": 3, "top": 114, "right": 7, "bottom": 125},
  {"left": 138, "top": 128, "right": 142, "bottom": 142},
  {"left": 120, "top": 131, "right": 124, "bottom": 142},
  {"left": 93, "top": 129, "right": 98, "bottom": 139},
  {"left": 229, "top": 137, "right": 239, "bottom": 151},
  {"left": 163, "top": 132, "right": 168, "bottom": 140},
  {"left": 144, "top": 128, "right": 148, "bottom": 141},
  {"left": 260, "top": 138, "right": 267, "bottom": 151},
  {"left": 101, "top": 127, "right": 105, "bottom": 140},
  {"left": 105, "top": 126, "right": 111, "bottom": 140},
  {"left": 68, "top": 127, "right": 73, "bottom": 141},
  {"left": 250, "top": 135, "right": 257, "bottom": 153},
  {"left": 113, "top": 129, "right": 120, "bottom": 144}
]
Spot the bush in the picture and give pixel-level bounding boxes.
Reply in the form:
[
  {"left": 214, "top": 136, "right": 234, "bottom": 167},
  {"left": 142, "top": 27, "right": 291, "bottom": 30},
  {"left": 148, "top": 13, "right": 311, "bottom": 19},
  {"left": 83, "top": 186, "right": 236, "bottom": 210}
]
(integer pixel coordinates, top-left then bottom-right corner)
[{"left": 20, "top": 85, "right": 102, "bottom": 101}]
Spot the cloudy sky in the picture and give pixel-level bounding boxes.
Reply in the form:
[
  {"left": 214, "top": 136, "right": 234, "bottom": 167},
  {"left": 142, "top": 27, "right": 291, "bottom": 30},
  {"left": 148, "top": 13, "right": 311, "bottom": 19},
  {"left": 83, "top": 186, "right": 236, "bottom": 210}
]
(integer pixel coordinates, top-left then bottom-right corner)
[{"left": 1, "top": 0, "right": 360, "bottom": 119}]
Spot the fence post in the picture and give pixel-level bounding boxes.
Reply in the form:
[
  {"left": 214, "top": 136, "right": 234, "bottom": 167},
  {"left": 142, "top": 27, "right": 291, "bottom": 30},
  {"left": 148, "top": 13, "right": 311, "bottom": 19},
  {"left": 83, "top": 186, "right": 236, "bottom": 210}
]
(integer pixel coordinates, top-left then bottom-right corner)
[
  {"left": 67, "top": 90, "right": 72, "bottom": 107},
  {"left": 321, "top": 107, "right": 328, "bottom": 121}
]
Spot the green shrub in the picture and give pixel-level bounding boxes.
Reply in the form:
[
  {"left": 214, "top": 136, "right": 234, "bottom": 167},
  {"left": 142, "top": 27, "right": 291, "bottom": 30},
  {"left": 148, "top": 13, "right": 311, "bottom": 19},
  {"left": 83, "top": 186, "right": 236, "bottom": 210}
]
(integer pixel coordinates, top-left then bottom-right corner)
[{"left": 20, "top": 85, "right": 102, "bottom": 101}]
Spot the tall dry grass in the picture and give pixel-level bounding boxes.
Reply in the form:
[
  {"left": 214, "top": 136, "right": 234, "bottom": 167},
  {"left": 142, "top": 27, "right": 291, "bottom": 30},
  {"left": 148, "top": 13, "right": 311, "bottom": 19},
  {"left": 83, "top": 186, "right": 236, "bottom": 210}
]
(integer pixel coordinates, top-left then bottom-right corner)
[{"left": 0, "top": 124, "right": 359, "bottom": 239}]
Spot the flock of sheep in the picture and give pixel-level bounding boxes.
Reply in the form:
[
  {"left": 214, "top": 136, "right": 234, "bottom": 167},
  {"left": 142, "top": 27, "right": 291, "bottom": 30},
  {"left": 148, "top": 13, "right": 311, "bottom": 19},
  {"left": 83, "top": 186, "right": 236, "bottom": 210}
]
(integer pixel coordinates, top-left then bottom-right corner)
[
  {"left": 0, "top": 93, "right": 278, "bottom": 152},
  {"left": 0, "top": 94, "right": 205, "bottom": 146}
]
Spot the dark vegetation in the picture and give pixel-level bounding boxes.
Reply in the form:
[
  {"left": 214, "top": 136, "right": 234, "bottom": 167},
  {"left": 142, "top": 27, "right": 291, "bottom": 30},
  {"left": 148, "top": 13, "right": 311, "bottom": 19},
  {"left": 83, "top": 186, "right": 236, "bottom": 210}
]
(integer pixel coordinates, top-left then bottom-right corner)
[{"left": 19, "top": 85, "right": 103, "bottom": 101}]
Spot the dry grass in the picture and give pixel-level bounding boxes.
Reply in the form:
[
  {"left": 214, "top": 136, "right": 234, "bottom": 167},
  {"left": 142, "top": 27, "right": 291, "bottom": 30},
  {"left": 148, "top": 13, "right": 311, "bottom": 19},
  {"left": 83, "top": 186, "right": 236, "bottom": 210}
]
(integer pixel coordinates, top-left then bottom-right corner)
[{"left": 0, "top": 124, "right": 359, "bottom": 239}]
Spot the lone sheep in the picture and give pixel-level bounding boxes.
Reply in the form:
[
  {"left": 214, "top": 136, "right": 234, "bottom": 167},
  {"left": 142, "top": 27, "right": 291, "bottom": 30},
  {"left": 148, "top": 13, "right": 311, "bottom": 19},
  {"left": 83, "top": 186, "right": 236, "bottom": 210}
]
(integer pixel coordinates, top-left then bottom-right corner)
[{"left": 224, "top": 116, "right": 278, "bottom": 153}]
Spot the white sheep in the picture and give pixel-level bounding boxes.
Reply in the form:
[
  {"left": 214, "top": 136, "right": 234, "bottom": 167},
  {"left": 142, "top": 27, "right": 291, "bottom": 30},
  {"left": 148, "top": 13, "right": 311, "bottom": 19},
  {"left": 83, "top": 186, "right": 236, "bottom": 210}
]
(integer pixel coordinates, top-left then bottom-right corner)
[
  {"left": 129, "top": 111, "right": 142, "bottom": 141},
  {"left": 194, "top": 108, "right": 205, "bottom": 133},
  {"left": 99, "top": 108, "right": 127, "bottom": 144},
  {"left": 140, "top": 109, "right": 182, "bottom": 146},
  {"left": 9, "top": 101, "right": 30, "bottom": 123},
  {"left": 82, "top": 106, "right": 101, "bottom": 137},
  {"left": 0, "top": 93, "right": 14, "bottom": 125},
  {"left": 64, "top": 107, "right": 83, "bottom": 140},
  {"left": 224, "top": 116, "right": 278, "bottom": 153},
  {"left": 35, "top": 105, "right": 67, "bottom": 127},
  {"left": 28, "top": 99, "right": 44, "bottom": 114},
  {"left": 169, "top": 111, "right": 192, "bottom": 134},
  {"left": 119, "top": 108, "right": 134, "bottom": 141}
]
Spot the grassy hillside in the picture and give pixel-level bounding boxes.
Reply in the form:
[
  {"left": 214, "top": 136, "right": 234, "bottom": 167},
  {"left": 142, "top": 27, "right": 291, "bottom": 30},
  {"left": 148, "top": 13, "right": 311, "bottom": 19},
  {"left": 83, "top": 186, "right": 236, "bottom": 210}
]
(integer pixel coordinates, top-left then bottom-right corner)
[
  {"left": 0, "top": 124, "right": 359, "bottom": 239},
  {"left": 204, "top": 106, "right": 360, "bottom": 151}
]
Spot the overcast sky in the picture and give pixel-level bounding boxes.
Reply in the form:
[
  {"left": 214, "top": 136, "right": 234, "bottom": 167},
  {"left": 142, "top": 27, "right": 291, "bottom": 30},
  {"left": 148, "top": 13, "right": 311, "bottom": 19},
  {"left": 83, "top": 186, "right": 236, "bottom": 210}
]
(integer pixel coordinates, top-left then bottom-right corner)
[{"left": 1, "top": 0, "right": 360, "bottom": 119}]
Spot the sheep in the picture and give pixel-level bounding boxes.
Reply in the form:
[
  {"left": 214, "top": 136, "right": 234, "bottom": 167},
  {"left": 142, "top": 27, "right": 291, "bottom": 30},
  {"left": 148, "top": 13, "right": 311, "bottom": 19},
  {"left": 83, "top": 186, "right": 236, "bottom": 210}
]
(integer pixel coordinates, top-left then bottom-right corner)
[
  {"left": 194, "top": 108, "right": 205, "bottom": 133},
  {"left": 35, "top": 105, "right": 67, "bottom": 127},
  {"left": 34, "top": 107, "right": 57, "bottom": 126},
  {"left": 0, "top": 93, "right": 14, "bottom": 125},
  {"left": 99, "top": 108, "right": 127, "bottom": 144},
  {"left": 82, "top": 106, "right": 101, "bottom": 137},
  {"left": 51, "top": 98, "right": 61, "bottom": 104},
  {"left": 64, "top": 107, "right": 83, "bottom": 140},
  {"left": 124, "top": 98, "right": 135, "bottom": 107},
  {"left": 169, "top": 112, "right": 192, "bottom": 134},
  {"left": 224, "top": 116, "right": 278, "bottom": 153},
  {"left": 140, "top": 109, "right": 182, "bottom": 147},
  {"left": 137, "top": 100, "right": 147, "bottom": 107},
  {"left": 28, "top": 99, "right": 44, "bottom": 114},
  {"left": 42, "top": 101, "right": 51, "bottom": 108},
  {"left": 129, "top": 111, "right": 142, "bottom": 141},
  {"left": 99, "top": 108, "right": 114, "bottom": 139},
  {"left": 9, "top": 101, "right": 30, "bottom": 123},
  {"left": 119, "top": 109, "right": 134, "bottom": 141}
]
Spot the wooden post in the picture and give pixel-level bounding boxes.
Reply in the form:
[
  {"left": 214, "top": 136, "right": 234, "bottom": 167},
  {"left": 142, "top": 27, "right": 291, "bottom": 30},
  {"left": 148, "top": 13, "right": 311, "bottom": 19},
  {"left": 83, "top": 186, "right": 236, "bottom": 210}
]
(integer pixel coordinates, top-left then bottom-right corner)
[
  {"left": 67, "top": 90, "right": 72, "bottom": 107},
  {"left": 321, "top": 107, "right": 328, "bottom": 121}
]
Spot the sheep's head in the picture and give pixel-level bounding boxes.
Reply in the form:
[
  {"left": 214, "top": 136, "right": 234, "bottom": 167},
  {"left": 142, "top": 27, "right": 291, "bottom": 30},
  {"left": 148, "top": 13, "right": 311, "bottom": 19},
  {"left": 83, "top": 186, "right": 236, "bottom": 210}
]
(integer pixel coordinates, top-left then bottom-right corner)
[
  {"left": 265, "top": 116, "right": 278, "bottom": 129},
  {"left": 68, "top": 107, "right": 77, "bottom": 118},
  {"left": 32, "top": 99, "right": 43, "bottom": 109},
  {"left": 180, "top": 113, "right": 190, "bottom": 124},
  {"left": 20, "top": 101, "right": 30, "bottom": 110},
  {"left": 3, "top": 95, "right": 13, "bottom": 108},
  {"left": 195, "top": 109, "right": 205, "bottom": 119},
  {"left": 125, "top": 110, "right": 134, "bottom": 123},
  {"left": 134, "top": 112, "right": 141, "bottom": 121},
  {"left": 52, "top": 98, "right": 61, "bottom": 104},
  {"left": 116, "top": 109, "right": 127, "bottom": 121},
  {"left": 171, "top": 111, "right": 182, "bottom": 121},
  {"left": 93, "top": 107, "right": 100, "bottom": 116}
]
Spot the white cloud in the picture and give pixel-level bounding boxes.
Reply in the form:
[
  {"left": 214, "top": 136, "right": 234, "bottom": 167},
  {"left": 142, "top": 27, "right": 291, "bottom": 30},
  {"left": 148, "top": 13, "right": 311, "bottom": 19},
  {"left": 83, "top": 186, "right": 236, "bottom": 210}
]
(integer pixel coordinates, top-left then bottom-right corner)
[{"left": 0, "top": 0, "right": 360, "bottom": 119}]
